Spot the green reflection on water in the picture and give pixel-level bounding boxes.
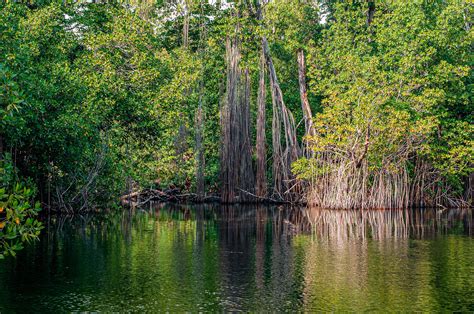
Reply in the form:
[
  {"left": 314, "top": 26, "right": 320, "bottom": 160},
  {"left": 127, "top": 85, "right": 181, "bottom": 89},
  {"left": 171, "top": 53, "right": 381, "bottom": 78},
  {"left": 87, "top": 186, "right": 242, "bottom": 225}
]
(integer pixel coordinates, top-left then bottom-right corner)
[{"left": 0, "top": 205, "right": 473, "bottom": 312}]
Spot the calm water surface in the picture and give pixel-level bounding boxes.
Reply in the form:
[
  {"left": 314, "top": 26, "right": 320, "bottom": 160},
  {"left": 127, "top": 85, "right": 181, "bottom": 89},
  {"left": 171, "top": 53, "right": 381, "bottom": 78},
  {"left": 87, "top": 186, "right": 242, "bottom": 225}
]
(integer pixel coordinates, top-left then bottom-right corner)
[{"left": 0, "top": 204, "right": 473, "bottom": 312}]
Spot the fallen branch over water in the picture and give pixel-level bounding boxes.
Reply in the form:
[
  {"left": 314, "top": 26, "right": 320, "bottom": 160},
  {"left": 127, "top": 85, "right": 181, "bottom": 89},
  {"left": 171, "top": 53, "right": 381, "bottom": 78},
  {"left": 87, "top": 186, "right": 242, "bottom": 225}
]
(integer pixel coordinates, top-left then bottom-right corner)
[
  {"left": 120, "top": 188, "right": 292, "bottom": 207},
  {"left": 236, "top": 188, "right": 291, "bottom": 204},
  {"left": 120, "top": 188, "right": 221, "bottom": 207}
]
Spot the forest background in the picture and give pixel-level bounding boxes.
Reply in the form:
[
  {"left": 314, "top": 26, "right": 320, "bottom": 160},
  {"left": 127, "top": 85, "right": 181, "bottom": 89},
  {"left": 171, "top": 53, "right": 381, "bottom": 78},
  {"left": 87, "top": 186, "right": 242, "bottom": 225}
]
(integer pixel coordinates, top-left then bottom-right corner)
[{"left": 0, "top": 0, "right": 472, "bottom": 256}]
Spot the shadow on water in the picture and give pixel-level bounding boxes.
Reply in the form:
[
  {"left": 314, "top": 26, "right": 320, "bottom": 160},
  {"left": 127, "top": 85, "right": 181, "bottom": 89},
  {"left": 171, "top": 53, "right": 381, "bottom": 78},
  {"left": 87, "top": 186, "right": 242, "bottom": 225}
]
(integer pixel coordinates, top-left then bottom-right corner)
[{"left": 0, "top": 204, "right": 473, "bottom": 312}]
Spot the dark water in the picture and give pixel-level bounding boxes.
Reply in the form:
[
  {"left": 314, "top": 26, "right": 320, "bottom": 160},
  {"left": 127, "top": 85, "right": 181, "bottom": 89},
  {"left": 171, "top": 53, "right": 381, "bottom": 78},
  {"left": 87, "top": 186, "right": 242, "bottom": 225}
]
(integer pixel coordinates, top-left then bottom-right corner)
[{"left": 0, "top": 205, "right": 473, "bottom": 312}]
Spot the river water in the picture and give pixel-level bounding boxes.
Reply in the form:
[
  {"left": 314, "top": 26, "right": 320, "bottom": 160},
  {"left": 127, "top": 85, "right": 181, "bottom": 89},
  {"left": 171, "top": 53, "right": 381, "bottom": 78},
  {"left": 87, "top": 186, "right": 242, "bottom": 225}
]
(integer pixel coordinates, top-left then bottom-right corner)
[{"left": 0, "top": 204, "right": 473, "bottom": 312}]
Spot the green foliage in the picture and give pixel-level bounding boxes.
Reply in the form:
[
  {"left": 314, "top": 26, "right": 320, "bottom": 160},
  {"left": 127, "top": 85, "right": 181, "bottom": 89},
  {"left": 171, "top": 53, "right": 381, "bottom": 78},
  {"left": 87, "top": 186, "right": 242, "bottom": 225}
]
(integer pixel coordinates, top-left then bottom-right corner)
[
  {"left": 0, "top": 3, "right": 207, "bottom": 208},
  {"left": 0, "top": 1, "right": 471, "bottom": 210},
  {"left": 0, "top": 155, "right": 43, "bottom": 259},
  {"left": 297, "top": 0, "right": 473, "bottom": 203}
]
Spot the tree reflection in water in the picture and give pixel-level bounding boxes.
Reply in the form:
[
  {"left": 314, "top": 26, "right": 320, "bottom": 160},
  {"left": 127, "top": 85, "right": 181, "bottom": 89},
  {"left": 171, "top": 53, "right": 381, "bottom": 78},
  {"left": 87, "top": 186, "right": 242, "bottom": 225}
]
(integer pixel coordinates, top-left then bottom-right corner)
[
  {"left": 46, "top": 205, "right": 473, "bottom": 243},
  {"left": 0, "top": 205, "right": 472, "bottom": 312},
  {"left": 305, "top": 207, "right": 473, "bottom": 241}
]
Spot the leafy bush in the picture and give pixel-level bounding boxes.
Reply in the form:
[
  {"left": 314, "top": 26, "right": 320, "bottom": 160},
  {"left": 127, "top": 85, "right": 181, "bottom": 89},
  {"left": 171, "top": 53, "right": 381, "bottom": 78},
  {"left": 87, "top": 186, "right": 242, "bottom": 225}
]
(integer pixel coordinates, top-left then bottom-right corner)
[{"left": 0, "top": 156, "right": 43, "bottom": 259}]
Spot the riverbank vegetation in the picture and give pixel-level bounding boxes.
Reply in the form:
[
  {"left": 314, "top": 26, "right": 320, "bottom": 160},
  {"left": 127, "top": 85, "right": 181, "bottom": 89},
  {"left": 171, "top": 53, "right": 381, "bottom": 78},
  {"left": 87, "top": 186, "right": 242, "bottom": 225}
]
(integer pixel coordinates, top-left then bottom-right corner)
[
  {"left": 0, "top": 156, "right": 43, "bottom": 258},
  {"left": 0, "top": 0, "right": 472, "bottom": 212}
]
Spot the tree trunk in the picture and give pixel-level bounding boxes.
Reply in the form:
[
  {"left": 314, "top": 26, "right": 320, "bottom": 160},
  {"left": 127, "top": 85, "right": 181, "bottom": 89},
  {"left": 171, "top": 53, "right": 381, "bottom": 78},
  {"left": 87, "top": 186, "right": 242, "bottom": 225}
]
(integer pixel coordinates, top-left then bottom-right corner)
[
  {"left": 220, "top": 34, "right": 255, "bottom": 203},
  {"left": 195, "top": 80, "right": 205, "bottom": 200},
  {"left": 255, "top": 45, "right": 267, "bottom": 198},
  {"left": 263, "top": 37, "right": 300, "bottom": 201},
  {"left": 367, "top": 0, "right": 375, "bottom": 26},
  {"left": 220, "top": 36, "right": 241, "bottom": 203},
  {"left": 176, "top": 0, "right": 191, "bottom": 185},
  {"left": 182, "top": 2, "right": 190, "bottom": 49},
  {"left": 239, "top": 68, "right": 255, "bottom": 201},
  {"left": 297, "top": 48, "right": 315, "bottom": 153}
]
